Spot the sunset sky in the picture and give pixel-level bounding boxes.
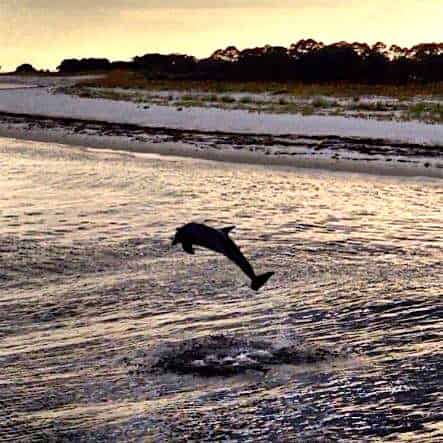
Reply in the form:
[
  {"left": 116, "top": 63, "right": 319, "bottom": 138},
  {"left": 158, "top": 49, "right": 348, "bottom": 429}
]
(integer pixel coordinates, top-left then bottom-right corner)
[{"left": 1, "top": 1, "right": 442, "bottom": 72}]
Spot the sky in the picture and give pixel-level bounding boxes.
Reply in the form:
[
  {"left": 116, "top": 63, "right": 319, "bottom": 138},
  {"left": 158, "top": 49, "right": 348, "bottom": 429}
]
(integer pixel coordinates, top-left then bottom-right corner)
[{"left": 1, "top": 1, "right": 442, "bottom": 72}]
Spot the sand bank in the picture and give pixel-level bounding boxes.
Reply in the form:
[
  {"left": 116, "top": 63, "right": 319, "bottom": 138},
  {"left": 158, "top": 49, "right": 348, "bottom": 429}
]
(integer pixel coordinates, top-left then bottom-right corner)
[
  {"left": 0, "top": 112, "right": 441, "bottom": 178},
  {"left": 0, "top": 87, "right": 443, "bottom": 144},
  {"left": 0, "top": 84, "right": 441, "bottom": 177}
]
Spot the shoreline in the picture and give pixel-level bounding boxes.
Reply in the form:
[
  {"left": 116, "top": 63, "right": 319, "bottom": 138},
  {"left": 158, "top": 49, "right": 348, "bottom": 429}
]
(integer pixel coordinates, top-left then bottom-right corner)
[
  {"left": 0, "top": 82, "right": 441, "bottom": 178},
  {"left": 1, "top": 111, "right": 441, "bottom": 178},
  {"left": 0, "top": 86, "right": 443, "bottom": 144}
]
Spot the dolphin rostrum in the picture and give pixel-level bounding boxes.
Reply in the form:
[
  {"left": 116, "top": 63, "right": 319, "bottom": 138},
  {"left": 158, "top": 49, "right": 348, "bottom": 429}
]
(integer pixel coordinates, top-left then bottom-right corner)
[{"left": 172, "top": 222, "right": 274, "bottom": 291}]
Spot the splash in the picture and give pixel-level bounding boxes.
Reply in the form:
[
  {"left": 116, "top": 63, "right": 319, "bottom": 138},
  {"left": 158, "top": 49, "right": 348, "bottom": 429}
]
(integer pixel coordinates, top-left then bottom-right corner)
[{"left": 130, "top": 334, "right": 341, "bottom": 377}]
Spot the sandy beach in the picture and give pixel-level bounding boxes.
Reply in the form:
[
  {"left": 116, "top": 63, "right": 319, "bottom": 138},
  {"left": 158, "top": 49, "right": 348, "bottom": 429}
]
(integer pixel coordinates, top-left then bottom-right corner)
[{"left": 0, "top": 79, "right": 442, "bottom": 178}]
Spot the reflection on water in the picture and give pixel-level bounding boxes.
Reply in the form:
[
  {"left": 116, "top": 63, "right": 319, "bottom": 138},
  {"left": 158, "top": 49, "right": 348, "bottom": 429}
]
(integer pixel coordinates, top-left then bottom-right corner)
[
  {"left": 0, "top": 83, "right": 35, "bottom": 90},
  {"left": 0, "top": 137, "right": 442, "bottom": 441}
]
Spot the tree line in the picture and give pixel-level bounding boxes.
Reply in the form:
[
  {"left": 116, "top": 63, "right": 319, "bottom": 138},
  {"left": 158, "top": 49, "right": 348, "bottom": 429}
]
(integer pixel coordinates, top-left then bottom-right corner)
[{"left": 21, "top": 39, "right": 443, "bottom": 83}]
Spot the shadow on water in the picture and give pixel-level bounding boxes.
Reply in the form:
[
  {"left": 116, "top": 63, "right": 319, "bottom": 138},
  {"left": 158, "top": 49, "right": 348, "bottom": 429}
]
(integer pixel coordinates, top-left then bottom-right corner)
[{"left": 131, "top": 334, "right": 342, "bottom": 377}]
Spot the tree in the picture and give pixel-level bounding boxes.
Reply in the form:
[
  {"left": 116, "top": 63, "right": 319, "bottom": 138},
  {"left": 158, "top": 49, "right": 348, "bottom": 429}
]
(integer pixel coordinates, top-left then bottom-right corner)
[
  {"left": 57, "top": 58, "right": 111, "bottom": 73},
  {"left": 55, "top": 38, "right": 443, "bottom": 83},
  {"left": 15, "top": 63, "right": 37, "bottom": 74},
  {"left": 210, "top": 46, "right": 240, "bottom": 62}
]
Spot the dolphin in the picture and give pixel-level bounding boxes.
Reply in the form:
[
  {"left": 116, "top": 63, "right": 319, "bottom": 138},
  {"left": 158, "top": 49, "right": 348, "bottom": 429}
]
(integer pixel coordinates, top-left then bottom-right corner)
[{"left": 172, "top": 222, "right": 274, "bottom": 291}]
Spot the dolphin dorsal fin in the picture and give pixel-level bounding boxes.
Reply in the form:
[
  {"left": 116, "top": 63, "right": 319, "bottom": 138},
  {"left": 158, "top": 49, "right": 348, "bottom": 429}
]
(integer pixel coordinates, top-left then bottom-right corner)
[{"left": 220, "top": 226, "right": 236, "bottom": 235}]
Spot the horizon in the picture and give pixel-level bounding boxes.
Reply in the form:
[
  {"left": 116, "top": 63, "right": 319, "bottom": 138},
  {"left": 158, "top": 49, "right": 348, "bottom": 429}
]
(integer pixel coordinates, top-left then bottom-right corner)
[{"left": 1, "top": 1, "right": 442, "bottom": 72}]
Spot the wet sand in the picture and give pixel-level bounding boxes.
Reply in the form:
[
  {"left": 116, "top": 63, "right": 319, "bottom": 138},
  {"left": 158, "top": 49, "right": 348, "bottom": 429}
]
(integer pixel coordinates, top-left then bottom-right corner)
[
  {"left": 1, "top": 137, "right": 442, "bottom": 441},
  {"left": 0, "top": 112, "right": 442, "bottom": 178}
]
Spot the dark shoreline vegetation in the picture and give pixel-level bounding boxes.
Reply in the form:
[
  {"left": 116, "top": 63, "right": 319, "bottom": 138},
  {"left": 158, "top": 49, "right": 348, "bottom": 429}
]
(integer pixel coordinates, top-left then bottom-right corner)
[
  {"left": 76, "top": 75, "right": 443, "bottom": 99},
  {"left": 14, "top": 39, "right": 443, "bottom": 84}
]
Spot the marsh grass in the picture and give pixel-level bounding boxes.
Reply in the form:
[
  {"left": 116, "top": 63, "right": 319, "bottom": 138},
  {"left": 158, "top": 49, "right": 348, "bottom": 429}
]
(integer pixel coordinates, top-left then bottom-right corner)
[
  {"left": 66, "top": 71, "right": 443, "bottom": 122},
  {"left": 408, "top": 102, "right": 443, "bottom": 122},
  {"left": 312, "top": 96, "right": 332, "bottom": 108},
  {"left": 350, "top": 101, "right": 393, "bottom": 112},
  {"left": 220, "top": 95, "right": 236, "bottom": 103},
  {"left": 409, "top": 102, "right": 427, "bottom": 118},
  {"left": 77, "top": 71, "right": 443, "bottom": 98},
  {"left": 301, "top": 105, "right": 315, "bottom": 116},
  {"left": 240, "top": 96, "right": 254, "bottom": 104}
]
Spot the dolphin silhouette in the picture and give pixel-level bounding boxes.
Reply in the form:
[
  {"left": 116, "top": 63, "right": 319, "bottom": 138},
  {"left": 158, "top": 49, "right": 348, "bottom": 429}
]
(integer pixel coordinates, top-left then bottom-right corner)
[{"left": 172, "top": 222, "right": 274, "bottom": 291}]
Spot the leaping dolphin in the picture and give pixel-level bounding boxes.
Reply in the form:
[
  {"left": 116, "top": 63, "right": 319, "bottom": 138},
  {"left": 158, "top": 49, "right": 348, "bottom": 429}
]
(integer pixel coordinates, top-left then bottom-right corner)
[{"left": 172, "top": 222, "right": 274, "bottom": 291}]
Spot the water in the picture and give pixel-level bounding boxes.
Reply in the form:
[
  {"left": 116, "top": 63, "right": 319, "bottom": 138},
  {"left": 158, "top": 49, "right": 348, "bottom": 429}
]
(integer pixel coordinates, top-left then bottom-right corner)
[
  {"left": 0, "top": 137, "right": 441, "bottom": 441},
  {"left": 0, "top": 83, "right": 35, "bottom": 90}
]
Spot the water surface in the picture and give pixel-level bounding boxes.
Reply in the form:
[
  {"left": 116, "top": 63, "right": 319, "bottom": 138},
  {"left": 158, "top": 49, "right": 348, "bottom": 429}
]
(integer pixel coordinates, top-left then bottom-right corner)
[
  {"left": 0, "top": 137, "right": 441, "bottom": 441},
  {"left": 0, "top": 83, "right": 35, "bottom": 90}
]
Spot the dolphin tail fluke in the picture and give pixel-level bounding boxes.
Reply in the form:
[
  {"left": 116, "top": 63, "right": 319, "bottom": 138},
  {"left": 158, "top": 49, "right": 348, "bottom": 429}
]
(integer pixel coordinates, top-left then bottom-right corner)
[{"left": 251, "top": 272, "right": 274, "bottom": 291}]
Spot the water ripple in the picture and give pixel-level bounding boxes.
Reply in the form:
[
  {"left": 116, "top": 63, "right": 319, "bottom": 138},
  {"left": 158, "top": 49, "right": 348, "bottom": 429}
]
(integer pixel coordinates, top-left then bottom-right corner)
[{"left": 0, "top": 138, "right": 441, "bottom": 441}]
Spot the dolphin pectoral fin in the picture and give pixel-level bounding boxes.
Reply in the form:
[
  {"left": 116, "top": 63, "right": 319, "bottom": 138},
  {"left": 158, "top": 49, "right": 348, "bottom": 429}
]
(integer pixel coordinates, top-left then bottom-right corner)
[
  {"left": 220, "top": 226, "right": 236, "bottom": 235},
  {"left": 182, "top": 242, "right": 195, "bottom": 254}
]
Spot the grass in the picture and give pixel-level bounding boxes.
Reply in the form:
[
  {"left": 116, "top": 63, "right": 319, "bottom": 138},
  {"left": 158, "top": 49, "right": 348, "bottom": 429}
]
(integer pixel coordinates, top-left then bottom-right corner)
[
  {"left": 240, "top": 96, "right": 254, "bottom": 104},
  {"left": 58, "top": 86, "right": 145, "bottom": 103},
  {"left": 64, "top": 71, "right": 443, "bottom": 123},
  {"left": 409, "top": 103, "right": 427, "bottom": 118},
  {"left": 301, "top": 105, "right": 315, "bottom": 116},
  {"left": 220, "top": 95, "right": 236, "bottom": 103},
  {"left": 408, "top": 102, "right": 443, "bottom": 122},
  {"left": 77, "top": 70, "right": 443, "bottom": 98},
  {"left": 350, "top": 101, "right": 392, "bottom": 112},
  {"left": 176, "top": 99, "right": 203, "bottom": 108},
  {"left": 312, "top": 96, "right": 332, "bottom": 108}
]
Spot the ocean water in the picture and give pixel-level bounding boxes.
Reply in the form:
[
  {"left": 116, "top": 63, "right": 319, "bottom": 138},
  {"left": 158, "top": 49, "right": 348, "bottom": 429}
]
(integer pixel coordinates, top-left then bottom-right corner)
[
  {"left": 0, "top": 137, "right": 441, "bottom": 441},
  {"left": 0, "top": 83, "right": 35, "bottom": 90}
]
